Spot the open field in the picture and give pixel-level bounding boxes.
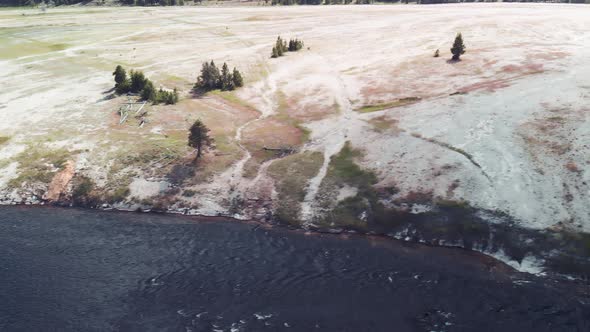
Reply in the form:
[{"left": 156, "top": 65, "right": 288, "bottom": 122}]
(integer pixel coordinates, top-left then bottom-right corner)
[{"left": 1, "top": 3, "right": 590, "bottom": 247}]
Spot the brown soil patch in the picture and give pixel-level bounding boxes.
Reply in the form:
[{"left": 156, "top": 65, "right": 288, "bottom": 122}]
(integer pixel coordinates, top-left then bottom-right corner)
[
  {"left": 501, "top": 63, "right": 544, "bottom": 74},
  {"left": 241, "top": 118, "right": 303, "bottom": 151},
  {"left": 284, "top": 94, "right": 338, "bottom": 122},
  {"left": 527, "top": 51, "right": 570, "bottom": 62},
  {"left": 459, "top": 78, "right": 512, "bottom": 93},
  {"left": 240, "top": 118, "right": 305, "bottom": 178},
  {"left": 43, "top": 160, "right": 75, "bottom": 202}
]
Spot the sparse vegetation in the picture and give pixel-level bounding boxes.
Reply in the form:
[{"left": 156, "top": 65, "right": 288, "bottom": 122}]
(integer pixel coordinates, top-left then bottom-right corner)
[
  {"left": 357, "top": 97, "right": 420, "bottom": 113},
  {"left": 450, "top": 32, "right": 466, "bottom": 61},
  {"left": 106, "top": 186, "right": 130, "bottom": 203},
  {"left": 182, "top": 189, "right": 196, "bottom": 197},
  {"left": 194, "top": 61, "right": 244, "bottom": 93},
  {"left": 8, "top": 146, "right": 73, "bottom": 188},
  {"left": 0, "top": 136, "right": 10, "bottom": 145}
]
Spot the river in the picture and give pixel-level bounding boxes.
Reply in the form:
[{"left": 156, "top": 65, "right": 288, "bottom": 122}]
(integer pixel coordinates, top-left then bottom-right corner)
[{"left": 0, "top": 206, "right": 588, "bottom": 331}]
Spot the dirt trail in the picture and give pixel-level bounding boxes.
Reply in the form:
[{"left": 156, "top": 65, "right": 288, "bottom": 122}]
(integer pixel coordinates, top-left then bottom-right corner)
[
  {"left": 190, "top": 59, "right": 278, "bottom": 217},
  {"left": 230, "top": 63, "right": 278, "bottom": 190}
]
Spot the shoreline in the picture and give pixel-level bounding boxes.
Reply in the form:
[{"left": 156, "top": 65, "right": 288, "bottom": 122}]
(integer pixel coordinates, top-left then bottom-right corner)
[{"left": 4, "top": 201, "right": 589, "bottom": 286}]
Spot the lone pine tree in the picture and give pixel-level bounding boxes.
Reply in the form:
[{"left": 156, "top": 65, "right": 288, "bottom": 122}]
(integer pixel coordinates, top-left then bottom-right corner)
[
  {"left": 450, "top": 33, "right": 466, "bottom": 61},
  {"left": 188, "top": 119, "right": 214, "bottom": 160}
]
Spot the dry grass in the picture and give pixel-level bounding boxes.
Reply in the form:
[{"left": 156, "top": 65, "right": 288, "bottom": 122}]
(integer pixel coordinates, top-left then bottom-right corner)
[
  {"left": 356, "top": 97, "right": 421, "bottom": 113},
  {"left": 366, "top": 116, "right": 403, "bottom": 134}
]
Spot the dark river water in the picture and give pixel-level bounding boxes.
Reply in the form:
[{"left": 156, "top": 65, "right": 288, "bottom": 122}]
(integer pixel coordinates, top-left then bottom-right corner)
[{"left": 0, "top": 206, "right": 588, "bottom": 332}]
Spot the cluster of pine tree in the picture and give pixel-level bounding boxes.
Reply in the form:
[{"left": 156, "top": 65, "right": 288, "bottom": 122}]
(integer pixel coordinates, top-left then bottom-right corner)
[
  {"left": 194, "top": 61, "right": 244, "bottom": 92},
  {"left": 271, "top": 36, "right": 304, "bottom": 58},
  {"left": 112, "top": 65, "right": 179, "bottom": 105}
]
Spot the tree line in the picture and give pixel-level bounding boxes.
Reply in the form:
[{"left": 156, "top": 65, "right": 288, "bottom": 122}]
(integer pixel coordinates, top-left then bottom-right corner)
[
  {"left": 112, "top": 65, "right": 179, "bottom": 104},
  {"left": 267, "top": 0, "right": 589, "bottom": 5},
  {"left": 2, "top": 0, "right": 186, "bottom": 6},
  {"left": 194, "top": 61, "right": 244, "bottom": 92},
  {"left": 4, "top": 0, "right": 589, "bottom": 6},
  {"left": 271, "top": 36, "right": 304, "bottom": 58}
]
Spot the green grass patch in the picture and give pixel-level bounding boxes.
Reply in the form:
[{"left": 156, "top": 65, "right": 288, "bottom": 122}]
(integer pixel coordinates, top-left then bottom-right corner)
[
  {"left": 267, "top": 151, "right": 324, "bottom": 226},
  {"left": 327, "top": 141, "right": 377, "bottom": 188},
  {"left": 182, "top": 189, "right": 196, "bottom": 197},
  {"left": 105, "top": 186, "right": 130, "bottom": 204},
  {"left": 356, "top": 97, "right": 421, "bottom": 113},
  {"left": 0, "top": 136, "right": 9, "bottom": 145},
  {"left": 0, "top": 38, "right": 69, "bottom": 60},
  {"left": 316, "top": 142, "right": 403, "bottom": 230},
  {"left": 320, "top": 142, "right": 378, "bottom": 230},
  {"left": 71, "top": 176, "right": 98, "bottom": 206},
  {"left": 8, "top": 146, "right": 73, "bottom": 188},
  {"left": 435, "top": 199, "right": 470, "bottom": 209}
]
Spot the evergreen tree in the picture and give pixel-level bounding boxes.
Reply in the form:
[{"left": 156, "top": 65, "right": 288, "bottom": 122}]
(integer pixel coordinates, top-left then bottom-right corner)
[
  {"left": 115, "top": 79, "right": 131, "bottom": 94},
  {"left": 450, "top": 33, "right": 466, "bottom": 61},
  {"left": 434, "top": 49, "right": 440, "bottom": 58},
  {"left": 112, "top": 65, "right": 127, "bottom": 87},
  {"left": 196, "top": 61, "right": 243, "bottom": 92},
  {"left": 156, "top": 87, "right": 165, "bottom": 104},
  {"left": 130, "top": 70, "right": 147, "bottom": 93},
  {"left": 220, "top": 62, "right": 234, "bottom": 91},
  {"left": 141, "top": 80, "right": 156, "bottom": 102},
  {"left": 209, "top": 61, "right": 221, "bottom": 89},
  {"left": 172, "top": 88, "right": 179, "bottom": 104},
  {"left": 288, "top": 38, "right": 304, "bottom": 52},
  {"left": 188, "top": 119, "right": 214, "bottom": 159},
  {"left": 275, "top": 36, "right": 286, "bottom": 56},
  {"left": 271, "top": 46, "right": 279, "bottom": 58},
  {"left": 195, "top": 61, "right": 209, "bottom": 89},
  {"left": 196, "top": 61, "right": 221, "bottom": 91},
  {"left": 232, "top": 68, "right": 244, "bottom": 88}
]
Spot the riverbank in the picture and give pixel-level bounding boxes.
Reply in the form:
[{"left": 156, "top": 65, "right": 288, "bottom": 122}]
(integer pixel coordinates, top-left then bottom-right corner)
[{"left": 4, "top": 200, "right": 590, "bottom": 284}]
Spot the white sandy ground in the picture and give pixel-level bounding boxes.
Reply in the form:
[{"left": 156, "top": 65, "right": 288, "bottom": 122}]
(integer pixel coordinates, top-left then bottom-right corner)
[{"left": 0, "top": 4, "right": 589, "bottom": 234}]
